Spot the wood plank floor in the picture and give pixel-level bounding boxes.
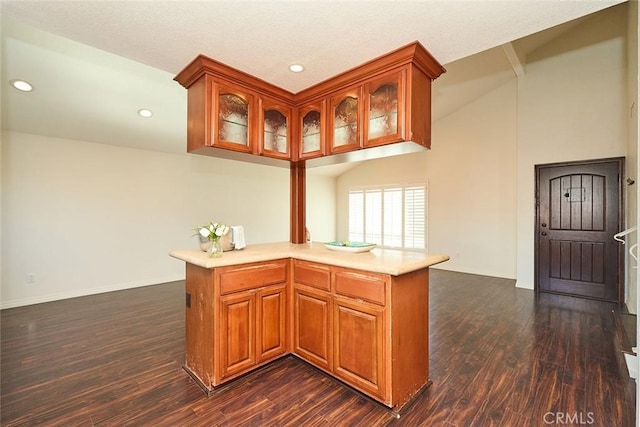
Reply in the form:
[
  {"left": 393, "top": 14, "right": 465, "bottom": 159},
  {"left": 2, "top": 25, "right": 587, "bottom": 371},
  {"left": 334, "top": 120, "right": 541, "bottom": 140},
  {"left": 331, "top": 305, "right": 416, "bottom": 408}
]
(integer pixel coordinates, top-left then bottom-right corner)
[{"left": 1, "top": 270, "right": 635, "bottom": 426}]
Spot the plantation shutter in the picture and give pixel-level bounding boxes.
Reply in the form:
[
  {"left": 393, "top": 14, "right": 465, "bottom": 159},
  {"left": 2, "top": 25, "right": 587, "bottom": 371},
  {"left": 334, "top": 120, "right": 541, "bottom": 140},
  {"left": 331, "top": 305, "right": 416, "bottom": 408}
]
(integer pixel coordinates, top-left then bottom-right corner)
[{"left": 347, "top": 185, "right": 426, "bottom": 250}]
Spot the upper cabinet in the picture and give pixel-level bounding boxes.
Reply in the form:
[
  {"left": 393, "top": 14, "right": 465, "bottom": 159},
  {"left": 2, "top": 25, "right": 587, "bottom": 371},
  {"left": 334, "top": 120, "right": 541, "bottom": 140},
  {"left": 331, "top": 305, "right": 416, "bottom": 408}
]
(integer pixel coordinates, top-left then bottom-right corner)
[
  {"left": 326, "top": 68, "right": 405, "bottom": 153},
  {"left": 215, "top": 82, "right": 255, "bottom": 153},
  {"left": 364, "top": 69, "right": 405, "bottom": 147},
  {"left": 298, "top": 101, "right": 325, "bottom": 160},
  {"left": 174, "top": 56, "right": 295, "bottom": 164},
  {"left": 328, "top": 87, "right": 362, "bottom": 154},
  {"left": 259, "top": 97, "right": 291, "bottom": 159},
  {"left": 174, "top": 41, "right": 445, "bottom": 167}
]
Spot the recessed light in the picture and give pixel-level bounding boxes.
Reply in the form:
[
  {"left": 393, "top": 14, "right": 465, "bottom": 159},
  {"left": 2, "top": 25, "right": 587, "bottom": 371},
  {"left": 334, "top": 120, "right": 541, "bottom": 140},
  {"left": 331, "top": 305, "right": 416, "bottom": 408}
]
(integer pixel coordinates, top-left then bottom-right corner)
[
  {"left": 11, "top": 79, "right": 33, "bottom": 92},
  {"left": 137, "top": 108, "right": 153, "bottom": 118},
  {"left": 289, "top": 64, "right": 304, "bottom": 73}
]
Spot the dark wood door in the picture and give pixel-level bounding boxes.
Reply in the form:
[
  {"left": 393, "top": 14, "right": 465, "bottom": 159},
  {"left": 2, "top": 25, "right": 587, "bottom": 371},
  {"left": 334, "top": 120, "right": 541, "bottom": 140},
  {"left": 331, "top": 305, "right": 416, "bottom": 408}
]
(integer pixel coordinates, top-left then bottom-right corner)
[{"left": 536, "top": 158, "right": 623, "bottom": 301}]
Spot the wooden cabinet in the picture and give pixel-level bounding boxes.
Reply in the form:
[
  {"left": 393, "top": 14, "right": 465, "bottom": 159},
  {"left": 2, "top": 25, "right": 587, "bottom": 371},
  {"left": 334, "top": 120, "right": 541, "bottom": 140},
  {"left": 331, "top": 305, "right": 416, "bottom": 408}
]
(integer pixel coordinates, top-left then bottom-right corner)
[
  {"left": 217, "top": 261, "right": 288, "bottom": 381},
  {"left": 328, "top": 86, "right": 363, "bottom": 154},
  {"left": 292, "top": 261, "right": 391, "bottom": 403},
  {"left": 334, "top": 296, "right": 387, "bottom": 400},
  {"left": 256, "top": 284, "right": 287, "bottom": 362},
  {"left": 183, "top": 256, "right": 432, "bottom": 410},
  {"left": 292, "top": 260, "right": 332, "bottom": 371},
  {"left": 174, "top": 42, "right": 445, "bottom": 168},
  {"left": 303, "top": 65, "right": 426, "bottom": 157},
  {"left": 326, "top": 69, "right": 407, "bottom": 153},
  {"left": 218, "top": 283, "right": 287, "bottom": 380},
  {"left": 174, "top": 56, "right": 295, "bottom": 164},
  {"left": 179, "top": 74, "right": 258, "bottom": 155},
  {"left": 293, "top": 285, "right": 332, "bottom": 371},
  {"left": 215, "top": 82, "right": 255, "bottom": 153},
  {"left": 184, "top": 260, "right": 288, "bottom": 390},
  {"left": 364, "top": 69, "right": 406, "bottom": 147},
  {"left": 333, "top": 268, "right": 390, "bottom": 402},
  {"left": 259, "top": 97, "right": 292, "bottom": 159},
  {"left": 219, "top": 290, "right": 255, "bottom": 379},
  {"left": 298, "top": 101, "right": 325, "bottom": 160},
  {"left": 290, "top": 261, "right": 430, "bottom": 409}
]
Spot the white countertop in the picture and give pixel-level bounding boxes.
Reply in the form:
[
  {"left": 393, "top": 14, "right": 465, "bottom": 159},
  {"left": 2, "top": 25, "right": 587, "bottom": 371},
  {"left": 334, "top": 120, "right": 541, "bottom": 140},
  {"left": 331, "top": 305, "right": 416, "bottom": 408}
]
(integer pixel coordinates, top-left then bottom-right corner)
[{"left": 169, "top": 242, "right": 449, "bottom": 276}]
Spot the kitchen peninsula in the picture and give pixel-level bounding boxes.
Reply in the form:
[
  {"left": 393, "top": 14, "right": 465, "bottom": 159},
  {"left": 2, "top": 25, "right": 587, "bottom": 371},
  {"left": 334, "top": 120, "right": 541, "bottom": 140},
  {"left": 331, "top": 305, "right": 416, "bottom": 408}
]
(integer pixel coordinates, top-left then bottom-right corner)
[
  {"left": 172, "top": 40, "right": 447, "bottom": 412},
  {"left": 170, "top": 243, "right": 448, "bottom": 411}
]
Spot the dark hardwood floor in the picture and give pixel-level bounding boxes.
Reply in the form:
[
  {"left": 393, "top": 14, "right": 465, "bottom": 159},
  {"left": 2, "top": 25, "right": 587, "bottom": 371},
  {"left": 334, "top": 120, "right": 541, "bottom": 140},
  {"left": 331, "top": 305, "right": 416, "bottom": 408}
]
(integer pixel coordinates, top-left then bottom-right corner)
[{"left": 1, "top": 270, "right": 635, "bottom": 426}]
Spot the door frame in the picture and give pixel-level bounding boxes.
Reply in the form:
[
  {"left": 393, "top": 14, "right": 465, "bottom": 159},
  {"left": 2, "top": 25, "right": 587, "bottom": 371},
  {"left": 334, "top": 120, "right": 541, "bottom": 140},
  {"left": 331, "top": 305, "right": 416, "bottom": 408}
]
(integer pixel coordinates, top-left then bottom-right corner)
[{"left": 534, "top": 157, "right": 625, "bottom": 302}]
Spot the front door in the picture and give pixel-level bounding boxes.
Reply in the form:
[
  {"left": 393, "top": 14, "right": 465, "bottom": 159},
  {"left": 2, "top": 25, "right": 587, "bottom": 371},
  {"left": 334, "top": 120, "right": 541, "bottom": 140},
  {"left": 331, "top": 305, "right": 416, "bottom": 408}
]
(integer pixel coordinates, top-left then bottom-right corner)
[{"left": 535, "top": 158, "right": 623, "bottom": 302}]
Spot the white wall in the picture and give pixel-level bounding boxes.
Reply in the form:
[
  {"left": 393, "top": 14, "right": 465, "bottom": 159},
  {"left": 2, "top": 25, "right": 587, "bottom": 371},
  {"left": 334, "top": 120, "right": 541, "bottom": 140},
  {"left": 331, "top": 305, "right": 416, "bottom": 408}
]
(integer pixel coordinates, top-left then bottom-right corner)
[
  {"left": 337, "top": 5, "right": 629, "bottom": 285},
  {"left": 306, "top": 173, "right": 337, "bottom": 242},
  {"left": 428, "top": 81, "right": 518, "bottom": 278},
  {"left": 516, "top": 5, "right": 628, "bottom": 289},
  {"left": 336, "top": 80, "right": 518, "bottom": 279},
  {"left": 1, "top": 131, "right": 340, "bottom": 308}
]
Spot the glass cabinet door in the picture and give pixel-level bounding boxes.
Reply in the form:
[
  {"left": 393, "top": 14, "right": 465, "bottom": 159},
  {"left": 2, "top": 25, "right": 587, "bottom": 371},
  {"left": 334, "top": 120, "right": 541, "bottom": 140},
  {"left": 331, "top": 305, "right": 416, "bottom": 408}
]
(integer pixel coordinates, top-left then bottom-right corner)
[
  {"left": 329, "top": 88, "right": 362, "bottom": 153},
  {"left": 259, "top": 99, "right": 290, "bottom": 159},
  {"left": 368, "top": 84, "right": 398, "bottom": 138},
  {"left": 299, "top": 102, "right": 324, "bottom": 159},
  {"left": 364, "top": 70, "right": 405, "bottom": 147},
  {"left": 215, "top": 83, "right": 254, "bottom": 152},
  {"left": 263, "top": 109, "right": 288, "bottom": 154}
]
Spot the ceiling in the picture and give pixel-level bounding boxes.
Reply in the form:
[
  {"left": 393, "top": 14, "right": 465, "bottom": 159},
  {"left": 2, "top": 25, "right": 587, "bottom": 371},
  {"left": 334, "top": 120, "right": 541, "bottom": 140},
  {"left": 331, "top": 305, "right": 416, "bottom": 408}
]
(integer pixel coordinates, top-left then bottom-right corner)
[{"left": 0, "top": 0, "right": 627, "bottom": 175}]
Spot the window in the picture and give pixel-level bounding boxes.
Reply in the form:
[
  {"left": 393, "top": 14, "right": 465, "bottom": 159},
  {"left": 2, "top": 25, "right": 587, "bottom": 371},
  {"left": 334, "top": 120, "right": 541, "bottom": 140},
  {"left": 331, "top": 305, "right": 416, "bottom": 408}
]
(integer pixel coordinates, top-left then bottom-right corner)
[{"left": 348, "top": 185, "right": 426, "bottom": 249}]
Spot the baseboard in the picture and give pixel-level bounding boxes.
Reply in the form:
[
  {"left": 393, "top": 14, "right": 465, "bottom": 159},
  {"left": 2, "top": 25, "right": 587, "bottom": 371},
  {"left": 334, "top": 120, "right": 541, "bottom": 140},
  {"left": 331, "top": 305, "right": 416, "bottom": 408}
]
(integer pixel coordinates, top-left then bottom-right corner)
[{"left": 0, "top": 275, "right": 185, "bottom": 310}]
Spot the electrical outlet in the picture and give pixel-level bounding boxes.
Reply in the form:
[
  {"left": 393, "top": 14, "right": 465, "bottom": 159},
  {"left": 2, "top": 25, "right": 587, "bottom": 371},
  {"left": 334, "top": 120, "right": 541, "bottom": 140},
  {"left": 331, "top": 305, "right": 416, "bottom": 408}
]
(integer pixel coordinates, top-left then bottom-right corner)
[{"left": 27, "top": 273, "right": 35, "bottom": 284}]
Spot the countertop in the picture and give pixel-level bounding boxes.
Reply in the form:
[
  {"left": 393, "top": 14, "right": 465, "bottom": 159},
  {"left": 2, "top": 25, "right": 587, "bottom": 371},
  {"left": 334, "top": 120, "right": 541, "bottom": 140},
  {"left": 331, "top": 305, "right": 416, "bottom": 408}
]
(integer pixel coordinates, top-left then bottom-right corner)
[{"left": 169, "top": 242, "right": 449, "bottom": 276}]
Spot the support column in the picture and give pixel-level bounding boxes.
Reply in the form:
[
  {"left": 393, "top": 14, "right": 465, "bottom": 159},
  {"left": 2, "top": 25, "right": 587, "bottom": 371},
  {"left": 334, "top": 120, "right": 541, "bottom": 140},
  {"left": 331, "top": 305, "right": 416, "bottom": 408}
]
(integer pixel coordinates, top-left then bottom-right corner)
[{"left": 290, "top": 161, "right": 306, "bottom": 243}]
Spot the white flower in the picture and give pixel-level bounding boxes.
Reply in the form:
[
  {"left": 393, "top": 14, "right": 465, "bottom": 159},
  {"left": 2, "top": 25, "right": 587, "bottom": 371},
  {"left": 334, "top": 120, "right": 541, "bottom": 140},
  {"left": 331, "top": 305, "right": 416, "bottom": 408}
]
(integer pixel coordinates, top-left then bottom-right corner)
[
  {"left": 194, "top": 221, "right": 229, "bottom": 241},
  {"left": 216, "top": 225, "right": 229, "bottom": 237}
]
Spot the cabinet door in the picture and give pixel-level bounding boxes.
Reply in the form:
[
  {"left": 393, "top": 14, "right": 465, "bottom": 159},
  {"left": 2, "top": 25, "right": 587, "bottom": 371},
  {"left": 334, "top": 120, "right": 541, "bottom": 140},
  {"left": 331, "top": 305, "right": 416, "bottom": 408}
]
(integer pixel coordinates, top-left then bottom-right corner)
[
  {"left": 259, "top": 98, "right": 291, "bottom": 159},
  {"left": 328, "top": 87, "right": 362, "bottom": 154},
  {"left": 219, "top": 291, "right": 256, "bottom": 379},
  {"left": 333, "top": 296, "right": 387, "bottom": 401},
  {"left": 298, "top": 102, "right": 325, "bottom": 159},
  {"left": 256, "top": 284, "right": 287, "bottom": 362},
  {"left": 364, "top": 69, "right": 406, "bottom": 147},
  {"left": 293, "top": 285, "right": 332, "bottom": 371},
  {"left": 214, "top": 82, "right": 255, "bottom": 153}
]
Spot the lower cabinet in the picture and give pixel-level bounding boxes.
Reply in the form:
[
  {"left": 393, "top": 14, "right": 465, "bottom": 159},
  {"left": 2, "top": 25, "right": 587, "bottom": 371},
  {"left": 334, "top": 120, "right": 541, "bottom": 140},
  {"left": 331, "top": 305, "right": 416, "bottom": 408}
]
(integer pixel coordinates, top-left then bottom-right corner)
[
  {"left": 184, "top": 260, "right": 288, "bottom": 390},
  {"left": 219, "top": 290, "right": 256, "bottom": 379},
  {"left": 185, "top": 257, "right": 429, "bottom": 410},
  {"left": 292, "top": 260, "right": 391, "bottom": 404},
  {"left": 333, "top": 296, "right": 387, "bottom": 401},
  {"left": 219, "top": 283, "right": 287, "bottom": 380},
  {"left": 256, "top": 285, "right": 287, "bottom": 362},
  {"left": 293, "top": 285, "right": 332, "bottom": 372}
]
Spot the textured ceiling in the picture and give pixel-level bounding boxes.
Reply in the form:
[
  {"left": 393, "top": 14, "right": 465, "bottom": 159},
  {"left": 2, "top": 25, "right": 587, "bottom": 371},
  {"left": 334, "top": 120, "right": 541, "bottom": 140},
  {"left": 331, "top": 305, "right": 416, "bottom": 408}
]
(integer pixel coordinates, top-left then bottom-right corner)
[{"left": 0, "top": 0, "right": 627, "bottom": 174}]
